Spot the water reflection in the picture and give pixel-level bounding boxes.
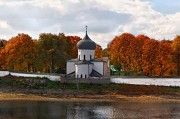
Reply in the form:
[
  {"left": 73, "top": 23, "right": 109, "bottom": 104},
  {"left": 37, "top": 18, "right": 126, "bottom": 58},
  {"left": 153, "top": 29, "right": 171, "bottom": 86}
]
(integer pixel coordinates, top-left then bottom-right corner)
[{"left": 0, "top": 101, "right": 179, "bottom": 119}]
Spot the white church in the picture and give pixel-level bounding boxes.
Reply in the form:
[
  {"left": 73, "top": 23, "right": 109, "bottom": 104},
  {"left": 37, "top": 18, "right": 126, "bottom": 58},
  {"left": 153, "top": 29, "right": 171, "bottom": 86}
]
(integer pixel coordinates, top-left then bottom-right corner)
[{"left": 66, "top": 27, "right": 109, "bottom": 78}]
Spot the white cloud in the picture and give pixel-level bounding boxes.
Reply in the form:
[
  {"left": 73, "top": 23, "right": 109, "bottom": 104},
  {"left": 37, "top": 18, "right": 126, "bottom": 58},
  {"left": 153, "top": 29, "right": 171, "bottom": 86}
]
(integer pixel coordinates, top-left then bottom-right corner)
[
  {"left": 93, "top": 0, "right": 179, "bottom": 41},
  {"left": 150, "top": 13, "right": 180, "bottom": 39},
  {"left": 0, "top": 20, "right": 14, "bottom": 39},
  {"left": 0, "top": 20, "right": 10, "bottom": 29},
  {"left": 0, "top": 0, "right": 179, "bottom": 48}
]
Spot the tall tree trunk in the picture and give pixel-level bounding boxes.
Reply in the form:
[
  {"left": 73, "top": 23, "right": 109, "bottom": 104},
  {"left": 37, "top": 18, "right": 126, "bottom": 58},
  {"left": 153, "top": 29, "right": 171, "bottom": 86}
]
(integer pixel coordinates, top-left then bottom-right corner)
[
  {"left": 51, "top": 53, "right": 55, "bottom": 73},
  {"left": 51, "top": 59, "right": 55, "bottom": 73}
]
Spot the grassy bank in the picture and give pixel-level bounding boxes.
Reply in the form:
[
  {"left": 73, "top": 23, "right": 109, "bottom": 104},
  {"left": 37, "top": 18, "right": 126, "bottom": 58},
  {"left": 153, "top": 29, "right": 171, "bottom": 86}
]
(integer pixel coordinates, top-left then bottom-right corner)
[{"left": 0, "top": 75, "right": 180, "bottom": 101}]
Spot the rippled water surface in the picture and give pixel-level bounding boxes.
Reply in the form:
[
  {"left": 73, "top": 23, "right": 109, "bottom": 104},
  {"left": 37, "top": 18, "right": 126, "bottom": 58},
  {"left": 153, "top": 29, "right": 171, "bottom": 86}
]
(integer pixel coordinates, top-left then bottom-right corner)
[{"left": 0, "top": 100, "right": 179, "bottom": 119}]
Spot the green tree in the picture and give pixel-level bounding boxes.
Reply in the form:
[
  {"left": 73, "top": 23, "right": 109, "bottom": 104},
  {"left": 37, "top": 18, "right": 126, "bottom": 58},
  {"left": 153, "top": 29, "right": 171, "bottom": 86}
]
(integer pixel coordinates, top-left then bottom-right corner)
[{"left": 36, "top": 33, "right": 71, "bottom": 73}]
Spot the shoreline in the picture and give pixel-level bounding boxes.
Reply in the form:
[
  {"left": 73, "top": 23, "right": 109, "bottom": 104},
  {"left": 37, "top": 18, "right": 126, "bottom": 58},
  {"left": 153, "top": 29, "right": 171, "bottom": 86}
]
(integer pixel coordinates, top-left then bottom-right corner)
[
  {"left": 0, "top": 92, "right": 180, "bottom": 103},
  {"left": 0, "top": 75, "right": 179, "bottom": 103}
]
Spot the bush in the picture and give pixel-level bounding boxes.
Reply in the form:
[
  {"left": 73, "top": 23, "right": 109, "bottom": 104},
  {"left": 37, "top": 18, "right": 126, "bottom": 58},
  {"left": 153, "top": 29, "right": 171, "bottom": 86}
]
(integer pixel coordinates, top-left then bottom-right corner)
[{"left": 46, "top": 80, "right": 59, "bottom": 89}]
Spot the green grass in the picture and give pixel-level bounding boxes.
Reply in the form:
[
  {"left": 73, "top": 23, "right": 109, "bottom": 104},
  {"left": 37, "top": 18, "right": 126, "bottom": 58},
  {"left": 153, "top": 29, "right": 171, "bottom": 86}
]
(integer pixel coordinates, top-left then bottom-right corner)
[
  {"left": 167, "top": 86, "right": 180, "bottom": 93},
  {"left": 0, "top": 75, "right": 180, "bottom": 95}
]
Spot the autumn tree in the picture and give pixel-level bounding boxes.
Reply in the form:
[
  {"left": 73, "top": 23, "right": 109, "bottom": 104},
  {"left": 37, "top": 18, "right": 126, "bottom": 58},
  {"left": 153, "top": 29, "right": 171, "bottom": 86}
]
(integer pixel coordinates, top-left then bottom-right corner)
[
  {"left": 102, "top": 48, "right": 108, "bottom": 57},
  {"left": 141, "top": 39, "right": 160, "bottom": 76},
  {"left": 0, "top": 34, "right": 35, "bottom": 71},
  {"left": 135, "top": 35, "right": 150, "bottom": 75},
  {"left": 107, "top": 37, "right": 120, "bottom": 69},
  {"left": 67, "top": 36, "right": 81, "bottom": 58},
  {"left": 0, "top": 48, "right": 5, "bottom": 70},
  {"left": 0, "top": 43, "right": 2, "bottom": 49},
  {"left": 172, "top": 36, "right": 180, "bottom": 76},
  {"left": 155, "top": 40, "right": 175, "bottom": 76},
  {"left": 0, "top": 39, "right": 8, "bottom": 69},
  {"left": 0, "top": 39, "right": 7, "bottom": 49},
  {"left": 95, "top": 44, "right": 103, "bottom": 60},
  {"left": 0, "top": 40, "right": 3, "bottom": 49},
  {"left": 108, "top": 33, "right": 137, "bottom": 74}
]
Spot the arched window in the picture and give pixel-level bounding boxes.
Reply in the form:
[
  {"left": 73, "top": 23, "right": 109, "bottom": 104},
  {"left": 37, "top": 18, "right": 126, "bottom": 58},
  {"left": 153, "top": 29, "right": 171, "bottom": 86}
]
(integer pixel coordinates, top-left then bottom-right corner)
[
  {"left": 79, "top": 55, "right": 80, "bottom": 60},
  {"left": 84, "top": 55, "right": 86, "bottom": 60},
  {"left": 90, "top": 55, "right": 92, "bottom": 60},
  {"left": 81, "top": 74, "right": 83, "bottom": 78},
  {"left": 85, "top": 75, "right": 87, "bottom": 78},
  {"left": 77, "top": 75, "right": 78, "bottom": 78}
]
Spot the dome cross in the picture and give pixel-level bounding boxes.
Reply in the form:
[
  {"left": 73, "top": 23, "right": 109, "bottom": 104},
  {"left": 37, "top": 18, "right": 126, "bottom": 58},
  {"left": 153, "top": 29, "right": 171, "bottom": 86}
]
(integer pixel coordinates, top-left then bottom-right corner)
[{"left": 86, "top": 26, "right": 87, "bottom": 34}]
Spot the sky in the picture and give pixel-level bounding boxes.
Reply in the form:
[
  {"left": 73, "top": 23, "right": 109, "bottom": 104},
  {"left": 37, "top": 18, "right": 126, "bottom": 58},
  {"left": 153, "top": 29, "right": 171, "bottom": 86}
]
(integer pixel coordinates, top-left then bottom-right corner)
[{"left": 0, "top": 0, "right": 180, "bottom": 49}]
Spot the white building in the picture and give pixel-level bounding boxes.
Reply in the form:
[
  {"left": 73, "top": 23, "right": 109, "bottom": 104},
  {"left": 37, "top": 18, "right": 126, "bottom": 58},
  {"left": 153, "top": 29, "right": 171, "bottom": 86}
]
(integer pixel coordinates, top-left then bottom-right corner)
[{"left": 66, "top": 28, "right": 109, "bottom": 78}]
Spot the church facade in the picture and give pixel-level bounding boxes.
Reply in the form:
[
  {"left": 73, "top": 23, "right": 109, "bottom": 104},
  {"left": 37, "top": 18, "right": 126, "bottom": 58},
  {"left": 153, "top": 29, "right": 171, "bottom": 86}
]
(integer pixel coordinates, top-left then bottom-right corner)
[{"left": 66, "top": 28, "right": 109, "bottom": 78}]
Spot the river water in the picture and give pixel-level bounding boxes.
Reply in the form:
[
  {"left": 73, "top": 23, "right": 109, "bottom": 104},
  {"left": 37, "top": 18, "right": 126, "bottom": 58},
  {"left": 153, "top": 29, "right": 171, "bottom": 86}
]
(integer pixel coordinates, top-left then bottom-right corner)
[{"left": 0, "top": 100, "right": 179, "bottom": 119}]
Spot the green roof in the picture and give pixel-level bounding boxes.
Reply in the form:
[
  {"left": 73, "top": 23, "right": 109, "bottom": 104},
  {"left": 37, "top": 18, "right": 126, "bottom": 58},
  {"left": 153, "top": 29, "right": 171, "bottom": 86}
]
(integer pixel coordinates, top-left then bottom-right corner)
[{"left": 110, "top": 65, "right": 118, "bottom": 72}]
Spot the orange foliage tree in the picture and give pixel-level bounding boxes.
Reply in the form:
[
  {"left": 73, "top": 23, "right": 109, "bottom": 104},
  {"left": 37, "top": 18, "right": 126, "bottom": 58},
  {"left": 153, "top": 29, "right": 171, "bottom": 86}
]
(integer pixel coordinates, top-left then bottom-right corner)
[
  {"left": 95, "top": 44, "right": 103, "bottom": 60},
  {"left": 0, "top": 39, "right": 8, "bottom": 69},
  {"left": 108, "top": 33, "right": 137, "bottom": 73},
  {"left": 135, "top": 35, "right": 150, "bottom": 75},
  {"left": 108, "top": 33, "right": 177, "bottom": 76},
  {"left": 142, "top": 39, "right": 176, "bottom": 76},
  {"left": 141, "top": 39, "right": 159, "bottom": 76},
  {"left": 172, "top": 36, "right": 180, "bottom": 76},
  {"left": 0, "top": 34, "right": 35, "bottom": 71},
  {"left": 155, "top": 40, "right": 175, "bottom": 76},
  {"left": 67, "top": 36, "right": 81, "bottom": 58}
]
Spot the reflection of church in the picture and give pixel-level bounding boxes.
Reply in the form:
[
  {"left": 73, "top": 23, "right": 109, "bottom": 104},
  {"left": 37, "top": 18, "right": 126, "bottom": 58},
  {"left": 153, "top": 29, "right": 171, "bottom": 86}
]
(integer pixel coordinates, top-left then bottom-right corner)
[{"left": 66, "top": 27, "right": 109, "bottom": 78}]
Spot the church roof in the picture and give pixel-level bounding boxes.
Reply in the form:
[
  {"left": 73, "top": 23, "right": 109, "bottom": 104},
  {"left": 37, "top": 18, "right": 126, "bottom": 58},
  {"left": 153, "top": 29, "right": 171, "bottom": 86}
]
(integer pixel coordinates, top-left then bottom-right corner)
[
  {"left": 77, "top": 27, "right": 96, "bottom": 50},
  {"left": 75, "top": 60, "right": 93, "bottom": 65},
  {"left": 66, "top": 71, "right": 75, "bottom": 77},
  {"left": 90, "top": 69, "right": 102, "bottom": 77}
]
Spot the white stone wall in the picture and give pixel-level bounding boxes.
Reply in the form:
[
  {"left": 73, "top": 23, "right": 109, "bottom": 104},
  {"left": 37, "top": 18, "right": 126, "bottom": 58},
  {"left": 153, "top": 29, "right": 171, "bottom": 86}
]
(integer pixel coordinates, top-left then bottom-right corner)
[
  {"left": 0, "top": 71, "right": 10, "bottom": 77},
  {"left": 110, "top": 78, "right": 180, "bottom": 87},
  {"left": 66, "top": 61, "right": 76, "bottom": 75},
  {"left": 78, "top": 49, "right": 94, "bottom": 61},
  {"left": 0, "top": 71, "right": 60, "bottom": 81},
  {"left": 75, "top": 64, "right": 93, "bottom": 78},
  {"left": 92, "top": 62, "right": 104, "bottom": 75}
]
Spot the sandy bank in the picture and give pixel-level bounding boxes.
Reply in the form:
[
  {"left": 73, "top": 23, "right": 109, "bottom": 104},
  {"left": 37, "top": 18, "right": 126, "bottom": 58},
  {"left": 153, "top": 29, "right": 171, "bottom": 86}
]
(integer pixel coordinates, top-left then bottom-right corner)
[{"left": 0, "top": 92, "right": 179, "bottom": 103}]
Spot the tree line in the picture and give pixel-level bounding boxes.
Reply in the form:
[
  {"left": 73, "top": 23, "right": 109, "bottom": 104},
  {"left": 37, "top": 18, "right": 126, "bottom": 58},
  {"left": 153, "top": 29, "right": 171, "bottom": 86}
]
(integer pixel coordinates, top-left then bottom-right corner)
[
  {"left": 106, "top": 33, "right": 180, "bottom": 77},
  {"left": 0, "top": 33, "right": 103, "bottom": 73},
  {"left": 0, "top": 32, "right": 180, "bottom": 76}
]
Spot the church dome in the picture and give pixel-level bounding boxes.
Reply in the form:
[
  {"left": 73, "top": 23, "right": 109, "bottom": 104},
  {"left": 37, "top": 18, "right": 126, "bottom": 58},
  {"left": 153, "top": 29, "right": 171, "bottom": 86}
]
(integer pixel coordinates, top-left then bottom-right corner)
[{"left": 77, "top": 31, "right": 96, "bottom": 50}]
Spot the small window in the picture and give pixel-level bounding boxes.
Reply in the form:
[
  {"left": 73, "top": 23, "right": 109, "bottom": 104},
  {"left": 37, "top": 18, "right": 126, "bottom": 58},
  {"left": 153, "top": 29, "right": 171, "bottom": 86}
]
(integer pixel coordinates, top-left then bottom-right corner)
[
  {"left": 77, "top": 75, "right": 78, "bottom": 78},
  {"left": 85, "top": 75, "right": 87, "bottom": 78},
  {"left": 90, "top": 55, "right": 92, "bottom": 60},
  {"left": 84, "top": 55, "right": 86, "bottom": 60},
  {"left": 79, "top": 55, "right": 80, "bottom": 60},
  {"left": 81, "top": 74, "right": 83, "bottom": 78}
]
